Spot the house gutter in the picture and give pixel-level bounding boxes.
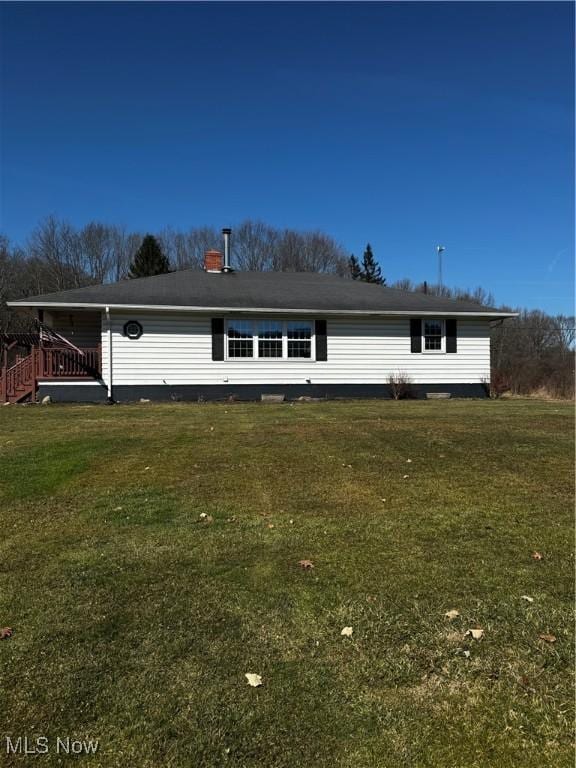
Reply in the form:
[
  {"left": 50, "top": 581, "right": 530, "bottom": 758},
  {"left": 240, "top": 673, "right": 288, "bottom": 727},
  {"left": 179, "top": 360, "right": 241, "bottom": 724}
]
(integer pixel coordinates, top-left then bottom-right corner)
[
  {"left": 105, "top": 306, "right": 113, "bottom": 403},
  {"left": 6, "top": 301, "right": 518, "bottom": 319}
]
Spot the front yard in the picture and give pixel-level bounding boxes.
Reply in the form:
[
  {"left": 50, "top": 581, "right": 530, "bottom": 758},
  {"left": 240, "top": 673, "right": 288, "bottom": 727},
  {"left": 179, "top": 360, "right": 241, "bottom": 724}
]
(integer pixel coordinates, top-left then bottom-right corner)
[{"left": 0, "top": 399, "right": 573, "bottom": 767}]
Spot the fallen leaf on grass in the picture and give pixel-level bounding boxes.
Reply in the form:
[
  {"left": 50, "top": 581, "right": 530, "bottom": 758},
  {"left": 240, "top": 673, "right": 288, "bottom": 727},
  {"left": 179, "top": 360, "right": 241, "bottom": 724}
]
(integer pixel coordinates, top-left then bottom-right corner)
[
  {"left": 539, "top": 633, "right": 556, "bottom": 644},
  {"left": 531, "top": 551, "right": 544, "bottom": 561},
  {"left": 267, "top": 523, "right": 275, "bottom": 529},
  {"left": 245, "top": 673, "right": 263, "bottom": 687},
  {"left": 0, "top": 627, "right": 13, "bottom": 640},
  {"left": 519, "top": 675, "right": 533, "bottom": 691},
  {"left": 341, "top": 626, "right": 353, "bottom": 637},
  {"left": 298, "top": 559, "right": 314, "bottom": 570},
  {"left": 520, "top": 595, "right": 534, "bottom": 603},
  {"left": 466, "top": 628, "right": 485, "bottom": 640},
  {"left": 444, "top": 609, "right": 460, "bottom": 620}
]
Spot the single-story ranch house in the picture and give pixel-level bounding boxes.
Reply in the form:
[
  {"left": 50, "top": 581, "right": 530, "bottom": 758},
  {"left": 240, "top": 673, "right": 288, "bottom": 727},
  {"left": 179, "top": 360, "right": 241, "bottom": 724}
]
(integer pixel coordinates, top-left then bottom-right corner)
[{"left": 3, "top": 245, "right": 515, "bottom": 403}]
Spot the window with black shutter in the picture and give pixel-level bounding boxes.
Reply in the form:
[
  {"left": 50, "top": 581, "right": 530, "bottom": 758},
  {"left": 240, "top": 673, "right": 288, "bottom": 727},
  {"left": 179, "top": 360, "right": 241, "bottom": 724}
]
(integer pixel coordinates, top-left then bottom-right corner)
[
  {"left": 211, "top": 318, "right": 225, "bottom": 361},
  {"left": 315, "top": 319, "right": 327, "bottom": 361},
  {"left": 410, "top": 319, "right": 422, "bottom": 353},
  {"left": 446, "top": 319, "right": 457, "bottom": 353}
]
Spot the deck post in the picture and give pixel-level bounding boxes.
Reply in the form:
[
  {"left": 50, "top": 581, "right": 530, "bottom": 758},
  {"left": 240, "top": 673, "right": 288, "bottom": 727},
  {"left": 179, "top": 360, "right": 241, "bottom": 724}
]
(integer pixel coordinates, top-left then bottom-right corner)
[
  {"left": 30, "top": 347, "right": 37, "bottom": 403},
  {"left": 1, "top": 344, "right": 6, "bottom": 402}
]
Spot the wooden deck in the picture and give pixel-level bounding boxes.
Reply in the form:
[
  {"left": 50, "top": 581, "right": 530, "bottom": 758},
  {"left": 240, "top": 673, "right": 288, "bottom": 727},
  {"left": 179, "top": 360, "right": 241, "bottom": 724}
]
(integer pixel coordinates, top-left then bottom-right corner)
[{"left": 1, "top": 344, "right": 102, "bottom": 403}]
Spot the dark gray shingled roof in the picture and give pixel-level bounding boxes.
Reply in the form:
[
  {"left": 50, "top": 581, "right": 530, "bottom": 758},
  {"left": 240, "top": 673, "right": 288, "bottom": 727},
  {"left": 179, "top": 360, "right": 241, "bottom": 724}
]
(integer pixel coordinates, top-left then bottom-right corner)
[{"left": 8, "top": 270, "right": 513, "bottom": 316}]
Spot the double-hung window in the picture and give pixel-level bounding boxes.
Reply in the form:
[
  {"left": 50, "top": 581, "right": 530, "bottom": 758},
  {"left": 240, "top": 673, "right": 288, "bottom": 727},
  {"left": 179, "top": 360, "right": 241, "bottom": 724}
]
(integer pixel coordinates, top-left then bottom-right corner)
[
  {"left": 287, "top": 321, "right": 312, "bottom": 358},
  {"left": 423, "top": 319, "right": 444, "bottom": 352},
  {"left": 227, "top": 319, "right": 254, "bottom": 357},
  {"left": 258, "top": 320, "right": 283, "bottom": 358},
  {"left": 227, "top": 319, "right": 314, "bottom": 360}
]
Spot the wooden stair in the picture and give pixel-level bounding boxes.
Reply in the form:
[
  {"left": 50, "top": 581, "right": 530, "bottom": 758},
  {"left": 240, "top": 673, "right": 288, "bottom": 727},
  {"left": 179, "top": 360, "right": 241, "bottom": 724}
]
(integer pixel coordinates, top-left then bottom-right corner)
[
  {"left": 1, "top": 345, "right": 102, "bottom": 403},
  {"left": 1, "top": 351, "right": 37, "bottom": 403}
]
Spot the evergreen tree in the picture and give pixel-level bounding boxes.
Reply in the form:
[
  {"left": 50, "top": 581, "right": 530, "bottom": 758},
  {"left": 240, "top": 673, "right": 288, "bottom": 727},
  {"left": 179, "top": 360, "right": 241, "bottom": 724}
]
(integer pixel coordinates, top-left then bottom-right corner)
[
  {"left": 128, "top": 235, "right": 171, "bottom": 278},
  {"left": 361, "top": 243, "right": 385, "bottom": 285},
  {"left": 349, "top": 254, "right": 363, "bottom": 280}
]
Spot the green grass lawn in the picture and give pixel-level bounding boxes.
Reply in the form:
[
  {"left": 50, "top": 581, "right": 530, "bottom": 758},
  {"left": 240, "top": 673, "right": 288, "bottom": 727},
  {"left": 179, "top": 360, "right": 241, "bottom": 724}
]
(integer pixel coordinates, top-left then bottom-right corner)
[{"left": 0, "top": 399, "right": 573, "bottom": 767}]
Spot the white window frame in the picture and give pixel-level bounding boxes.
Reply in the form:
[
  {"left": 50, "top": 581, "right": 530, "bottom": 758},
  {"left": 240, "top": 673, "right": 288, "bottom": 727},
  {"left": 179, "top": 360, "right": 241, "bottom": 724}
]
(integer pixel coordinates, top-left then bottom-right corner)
[
  {"left": 225, "top": 318, "right": 316, "bottom": 361},
  {"left": 422, "top": 318, "right": 445, "bottom": 353}
]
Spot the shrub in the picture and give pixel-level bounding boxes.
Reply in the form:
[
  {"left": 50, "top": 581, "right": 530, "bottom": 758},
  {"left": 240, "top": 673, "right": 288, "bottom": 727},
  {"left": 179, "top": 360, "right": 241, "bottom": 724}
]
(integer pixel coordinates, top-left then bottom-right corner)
[
  {"left": 489, "top": 369, "right": 512, "bottom": 399},
  {"left": 388, "top": 371, "right": 413, "bottom": 400}
]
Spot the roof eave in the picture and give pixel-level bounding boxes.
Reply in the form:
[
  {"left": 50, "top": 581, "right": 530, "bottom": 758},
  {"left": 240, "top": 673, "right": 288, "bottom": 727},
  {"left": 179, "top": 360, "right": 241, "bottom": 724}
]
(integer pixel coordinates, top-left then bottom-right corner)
[{"left": 6, "top": 300, "right": 518, "bottom": 318}]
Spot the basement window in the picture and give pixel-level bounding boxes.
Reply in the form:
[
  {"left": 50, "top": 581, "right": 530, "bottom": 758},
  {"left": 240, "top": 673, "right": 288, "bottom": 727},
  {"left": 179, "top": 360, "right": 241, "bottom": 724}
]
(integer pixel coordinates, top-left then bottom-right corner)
[
  {"left": 226, "top": 319, "right": 314, "bottom": 360},
  {"left": 423, "top": 319, "right": 444, "bottom": 352}
]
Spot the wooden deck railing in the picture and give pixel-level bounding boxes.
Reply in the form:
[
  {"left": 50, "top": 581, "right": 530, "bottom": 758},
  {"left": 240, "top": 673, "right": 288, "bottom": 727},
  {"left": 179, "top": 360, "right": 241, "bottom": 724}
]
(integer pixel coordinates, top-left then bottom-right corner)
[
  {"left": 1, "top": 353, "right": 36, "bottom": 402},
  {"left": 38, "top": 346, "right": 101, "bottom": 379},
  {"left": 1, "top": 345, "right": 102, "bottom": 402}
]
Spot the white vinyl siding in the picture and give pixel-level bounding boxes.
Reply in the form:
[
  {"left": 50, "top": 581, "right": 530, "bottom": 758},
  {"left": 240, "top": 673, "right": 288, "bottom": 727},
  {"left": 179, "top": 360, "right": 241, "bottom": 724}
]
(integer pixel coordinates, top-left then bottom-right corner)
[{"left": 100, "top": 312, "right": 491, "bottom": 387}]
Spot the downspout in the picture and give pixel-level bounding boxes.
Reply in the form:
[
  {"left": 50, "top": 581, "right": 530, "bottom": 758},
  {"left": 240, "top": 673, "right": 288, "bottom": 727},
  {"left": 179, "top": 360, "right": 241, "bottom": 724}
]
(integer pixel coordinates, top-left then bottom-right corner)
[{"left": 105, "top": 306, "right": 113, "bottom": 403}]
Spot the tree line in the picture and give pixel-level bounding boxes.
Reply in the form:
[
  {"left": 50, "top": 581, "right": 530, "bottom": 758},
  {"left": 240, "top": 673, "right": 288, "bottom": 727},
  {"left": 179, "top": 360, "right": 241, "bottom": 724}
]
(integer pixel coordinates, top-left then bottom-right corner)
[
  {"left": 1, "top": 216, "right": 573, "bottom": 398},
  {"left": 0, "top": 216, "right": 349, "bottom": 329}
]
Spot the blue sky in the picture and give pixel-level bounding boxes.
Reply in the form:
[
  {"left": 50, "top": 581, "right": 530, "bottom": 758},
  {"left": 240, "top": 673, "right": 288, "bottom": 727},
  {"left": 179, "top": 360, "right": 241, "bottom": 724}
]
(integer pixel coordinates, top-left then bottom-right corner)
[{"left": 1, "top": 1, "right": 573, "bottom": 314}]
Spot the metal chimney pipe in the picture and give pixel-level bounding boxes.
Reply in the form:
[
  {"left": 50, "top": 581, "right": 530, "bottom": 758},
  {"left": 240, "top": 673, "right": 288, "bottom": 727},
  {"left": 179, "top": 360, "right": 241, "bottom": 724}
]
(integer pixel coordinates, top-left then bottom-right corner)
[{"left": 222, "top": 228, "right": 232, "bottom": 272}]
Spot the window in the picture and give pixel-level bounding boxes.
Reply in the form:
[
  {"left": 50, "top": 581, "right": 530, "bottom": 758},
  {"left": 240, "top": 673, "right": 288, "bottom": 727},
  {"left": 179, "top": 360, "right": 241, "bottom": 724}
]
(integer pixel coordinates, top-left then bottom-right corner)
[
  {"left": 257, "top": 321, "right": 283, "bottom": 358},
  {"left": 287, "top": 321, "right": 312, "bottom": 358},
  {"left": 423, "top": 319, "right": 444, "bottom": 352},
  {"left": 227, "top": 319, "right": 254, "bottom": 357},
  {"left": 226, "top": 319, "right": 315, "bottom": 360}
]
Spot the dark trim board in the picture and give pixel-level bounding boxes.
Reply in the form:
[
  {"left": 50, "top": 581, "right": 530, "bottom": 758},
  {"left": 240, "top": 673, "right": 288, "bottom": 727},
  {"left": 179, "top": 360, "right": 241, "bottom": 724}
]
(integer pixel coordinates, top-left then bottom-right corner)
[
  {"left": 37, "top": 382, "right": 108, "bottom": 403},
  {"left": 37, "top": 382, "right": 488, "bottom": 402}
]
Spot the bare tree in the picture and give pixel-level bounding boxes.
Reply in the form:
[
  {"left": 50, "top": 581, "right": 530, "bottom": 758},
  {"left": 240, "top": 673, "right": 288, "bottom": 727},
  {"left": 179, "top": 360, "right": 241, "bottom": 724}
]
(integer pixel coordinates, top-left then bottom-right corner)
[
  {"left": 232, "top": 220, "right": 278, "bottom": 271},
  {"left": 78, "top": 222, "right": 114, "bottom": 284},
  {"left": 391, "top": 278, "right": 414, "bottom": 291},
  {"left": 27, "top": 215, "right": 93, "bottom": 290},
  {"left": 159, "top": 226, "right": 219, "bottom": 269},
  {"left": 0, "top": 236, "right": 17, "bottom": 335},
  {"left": 109, "top": 226, "right": 141, "bottom": 281},
  {"left": 391, "top": 278, "right": 495, "bottom": 308},
  {"left": 272, "top": 228, "right": 348, "bottom": 274}
]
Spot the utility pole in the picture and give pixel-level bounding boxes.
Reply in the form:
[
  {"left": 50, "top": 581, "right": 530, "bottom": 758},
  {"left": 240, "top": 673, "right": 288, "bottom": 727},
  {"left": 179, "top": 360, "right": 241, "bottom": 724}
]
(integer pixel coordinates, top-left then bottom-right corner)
[{"left": 436, "top": 245, "right": 445, "bottom": 288}]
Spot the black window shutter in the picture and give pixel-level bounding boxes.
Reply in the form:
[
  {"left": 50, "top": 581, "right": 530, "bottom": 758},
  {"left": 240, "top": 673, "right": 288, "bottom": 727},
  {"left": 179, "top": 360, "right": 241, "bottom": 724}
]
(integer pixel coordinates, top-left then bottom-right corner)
[
  {"left": 446, "top": 319, "right": 457, "bottom": 353},
  {"left": 212, "top": 318, "right": 225, "bottom": 361},
  {"left": 316, "top": 319, "right": 328, "bottom": 361},
  {"left": 410, "top": 319, "right": 422, "bottom": 353}
]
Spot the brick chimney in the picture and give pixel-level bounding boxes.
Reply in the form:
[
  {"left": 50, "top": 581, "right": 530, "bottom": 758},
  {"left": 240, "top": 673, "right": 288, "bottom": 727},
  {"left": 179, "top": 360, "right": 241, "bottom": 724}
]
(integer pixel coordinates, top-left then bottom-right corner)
[{"left": 204, "top": 250, "right": 223, "bottom": 272}]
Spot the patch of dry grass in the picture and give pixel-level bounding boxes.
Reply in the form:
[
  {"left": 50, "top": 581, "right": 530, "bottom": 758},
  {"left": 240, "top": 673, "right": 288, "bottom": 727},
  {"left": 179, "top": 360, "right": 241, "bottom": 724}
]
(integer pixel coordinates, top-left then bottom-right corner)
[{"left": 0, "top": 399, "right": 573, "bottom": 767}]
